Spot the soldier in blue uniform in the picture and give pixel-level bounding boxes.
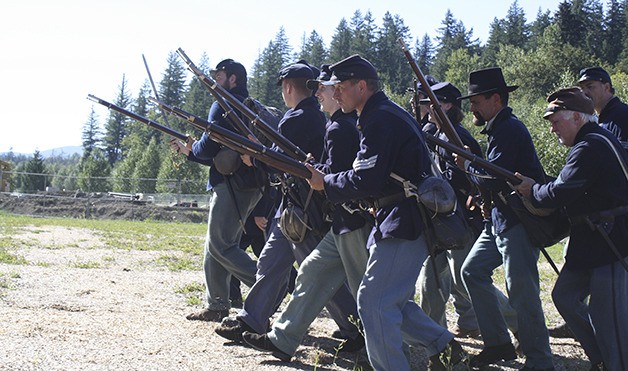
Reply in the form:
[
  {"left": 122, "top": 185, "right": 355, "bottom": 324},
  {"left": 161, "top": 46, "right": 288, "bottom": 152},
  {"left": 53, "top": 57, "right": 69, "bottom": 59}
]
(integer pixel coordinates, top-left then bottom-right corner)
[
  {"left": 577, "top": 66, "right": 628, "bottom": 147},
  {"left": 456, "top": 67, "right": 554, "bottom": 370},
  {"left": 515, "top": 87, "right": 628, "bottom": 371},
  {"left": 241, "top": 64, "right": 369, "bottom": 361},
  {"left": 419, "top": 82, "right": 500, "bottom": 340},
  {"left": 300, "top": 54, "right": 466, "bottom": 371},
  {"left": 214, "top": 61, "right": 360, "bottom": 347},
  {"left": 176, "top": 59, "right": 263, "bottom": 322}
]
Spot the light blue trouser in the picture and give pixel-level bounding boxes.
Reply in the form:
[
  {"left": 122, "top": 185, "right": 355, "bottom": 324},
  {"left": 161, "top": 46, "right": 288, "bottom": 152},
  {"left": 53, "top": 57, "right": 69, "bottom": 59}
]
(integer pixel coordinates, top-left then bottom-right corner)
[
  {"left": 204, "top": 181, "right": 262, "bottom": 310},
  {"left": 419, "top": 241, "right": 478, "bottom": 329},
  {"left": 269, "top": 226, "right": 371, "bottom": 355},
  {"left": 461, "top": 223, "right": 554, "bottom": 369},
  {"left": 552, "top": 258, "right": 628, "bottom": 371},
  {"left": 238, "top": 222, "right": 359, "bottom": 339},
  {"left": 358, "top": 235, "right": 452, "bottom": 371},
  {"left": 419, "top": 230, "right": 518, "bottom": 332}
]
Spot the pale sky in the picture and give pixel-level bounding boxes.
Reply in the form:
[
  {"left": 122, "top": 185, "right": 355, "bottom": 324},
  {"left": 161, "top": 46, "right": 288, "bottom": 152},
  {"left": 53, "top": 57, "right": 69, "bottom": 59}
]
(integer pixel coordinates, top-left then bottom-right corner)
[{"left": 0, "top": 0, "right": 563, "bottom": 155}]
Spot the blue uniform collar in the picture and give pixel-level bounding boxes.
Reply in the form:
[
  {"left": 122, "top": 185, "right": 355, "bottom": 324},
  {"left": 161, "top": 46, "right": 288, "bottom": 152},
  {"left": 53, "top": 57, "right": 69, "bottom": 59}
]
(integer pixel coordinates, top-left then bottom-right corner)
[
  {"left": 359, "top": 91, "right": 388, "bottom": 117},
  {"left": 481, "top": 106, "right": 513, "bottom": 134},
  {"left": 599, "top": 96, "right": 621, "bottom": 120},
  {"left": 574, "top": 121, "right": 603, "bottom": 144}
]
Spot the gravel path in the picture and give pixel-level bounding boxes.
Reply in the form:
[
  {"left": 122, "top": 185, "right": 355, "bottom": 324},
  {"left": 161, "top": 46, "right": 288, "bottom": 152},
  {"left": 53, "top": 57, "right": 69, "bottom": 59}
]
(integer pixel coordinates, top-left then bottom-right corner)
[{"left": 0, "top": 225, "right": 589, "bottom": 370}]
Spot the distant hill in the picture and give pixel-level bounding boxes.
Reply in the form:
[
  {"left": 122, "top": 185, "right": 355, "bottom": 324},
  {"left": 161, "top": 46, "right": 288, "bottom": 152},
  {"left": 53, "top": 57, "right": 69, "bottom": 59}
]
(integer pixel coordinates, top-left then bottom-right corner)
[
  {"left": 1, "top": 146, "right": 83, "bottom": 159},
  {"left": 40, "top": 146, "right": 83, "bottom": 158}
]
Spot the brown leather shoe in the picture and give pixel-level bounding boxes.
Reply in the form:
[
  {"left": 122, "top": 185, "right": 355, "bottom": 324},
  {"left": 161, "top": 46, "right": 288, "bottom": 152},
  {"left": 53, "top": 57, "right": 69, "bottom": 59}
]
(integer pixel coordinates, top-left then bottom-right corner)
[{"left": 185, "top": 308, "right": 229, "bottom": 322}]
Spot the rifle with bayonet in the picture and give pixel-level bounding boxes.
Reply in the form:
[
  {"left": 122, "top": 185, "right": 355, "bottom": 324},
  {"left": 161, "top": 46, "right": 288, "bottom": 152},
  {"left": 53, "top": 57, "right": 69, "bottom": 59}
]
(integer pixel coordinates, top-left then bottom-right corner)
[
  {"left": 176, "top": 48, "right": 308, "bottom": 162},
  {"left": 87, "top": 94, "right": 311, "bottom": 179}
]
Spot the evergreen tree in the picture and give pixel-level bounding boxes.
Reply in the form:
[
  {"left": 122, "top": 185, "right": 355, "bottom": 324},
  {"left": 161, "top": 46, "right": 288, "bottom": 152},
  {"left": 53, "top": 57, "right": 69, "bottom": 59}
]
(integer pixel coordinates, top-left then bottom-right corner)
[
  {"left": 498, "top": 23, "right": 596, "bottom": 104},
  {"left": 297, "top": 31, "right": 328, "bottom": 68},
  {"left": 103, "top": 74, "right": 132, "bottom": 166},
  {"left": 414, "top": 33, "right": 435, "bottom": 75},
  {"left": 126, "top": 80, "right": 155, "bottom": 146},
  {"left": 483, "top": 17, "right": 508, "bottom": 66},
  {"left": 528, "top": 8, "right": 553, "bottom": 50},
  {"left": 349, "top": 10, "right": 378, "bottom": 62},
  {"left": 156, "top": 148, "right": 206, "bottom": 194},
  {"left": 504, "top": 0, "right": 530, "bottom": 48},
  {"left": 375, "top": 12, "right": 413, "bottom": 95},
  {"left": 432, "top": 10, "right": 480, "bottom": 79},
  {"left": 604, "top": 0, "right": 627, "bottom": 64},
  {"left": 579, "top": 0, "right": 606, "bottom": 60},
  {"left": 249, "top": 27, "right": 293, "bottom": 109},
  {"left": 135, "top": 80, "right": 151, "bottom": 117},
  {"left": 82, "top": 107, "right": 101, "bottom": 158},
  {"left": 328, "top": 18, "right": 353, "bottom": 62},
  {"left": 555, "top": 0, "right": 587, "bottom": 47},
  {"left": 20, "top": 150, "right": 47, "bottom": 192},
  {"left": 183, "top": 52, "right": 213, "bottom": 121},
  {"left": 77, "top": 148, "right": 111, "bottom": 192},
  {"left": 110, "top": 143, "right": 142, "bottom": 193},
  {"left": 132, "top": 137, "right": 161, "bottom": 193},
  {"left": 444, "top": 48, "right": 481, "bottom": 97},
  {"left": 158, "top": 51, "right": 188, "bottom": 134}
]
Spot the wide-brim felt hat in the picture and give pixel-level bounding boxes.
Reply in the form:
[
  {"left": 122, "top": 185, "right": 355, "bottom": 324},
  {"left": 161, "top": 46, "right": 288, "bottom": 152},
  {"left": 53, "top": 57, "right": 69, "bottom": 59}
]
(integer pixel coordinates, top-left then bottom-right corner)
[{"left": 459, "top": 67, "right": 518, "bottom": 100}]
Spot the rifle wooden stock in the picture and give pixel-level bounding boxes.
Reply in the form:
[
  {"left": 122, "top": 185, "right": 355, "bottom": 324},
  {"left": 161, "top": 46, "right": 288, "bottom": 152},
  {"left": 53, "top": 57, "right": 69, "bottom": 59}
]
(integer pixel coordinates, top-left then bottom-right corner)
[
  {"left": 149, "top": 98, "right": 311, "bottom": 179},
  {"left": 424, "top": 133, "right": 521, "bottom": 185},
  {"left": 87, "top": 94, "right": 188, "bottom": 142},
  {"left": 176, "top": 48, "right": 308, "bottom": 162},
  {"left": 398, "top": 38, "right": 464, "bottom": 148}
]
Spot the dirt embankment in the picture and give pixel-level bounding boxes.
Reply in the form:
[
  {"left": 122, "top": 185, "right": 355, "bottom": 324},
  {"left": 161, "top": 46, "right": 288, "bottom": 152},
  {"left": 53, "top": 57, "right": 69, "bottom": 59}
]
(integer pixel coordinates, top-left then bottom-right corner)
[{"left": 0, "top": 192, "right": 208, "bottom": 223}]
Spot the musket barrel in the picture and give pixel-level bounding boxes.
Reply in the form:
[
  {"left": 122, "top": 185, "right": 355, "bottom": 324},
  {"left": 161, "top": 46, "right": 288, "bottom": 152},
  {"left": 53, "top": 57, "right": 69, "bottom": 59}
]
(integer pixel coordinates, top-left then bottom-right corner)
[
  {"left": 398, "top": 38, "right": 464, "bottom": 148},
  {"left": 150, "top": 97, "right": 311, "bottom": 179},
  {"left": 87, "top": 94, "right": 188, "bottom": 142},
  {"left": 424, "top": 133, "right": 520, "bottom": 184},
  {"left": 176, "top": 48, "right": 308, "bottom": 162}
]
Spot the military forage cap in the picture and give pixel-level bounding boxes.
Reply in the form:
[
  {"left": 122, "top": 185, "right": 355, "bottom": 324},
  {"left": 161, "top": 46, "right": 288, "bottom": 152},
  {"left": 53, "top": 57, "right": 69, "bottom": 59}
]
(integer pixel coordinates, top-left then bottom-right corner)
[
  {"left": 578, "top": 66, "right": 611, "bottom": 84},
  {"left": 211, "top": 59, "right": 247, "bottom": 80},
  {"left": 306, "top": 64, "right": 332, "bottom": 90},
  {"left": 543, "top": 87, "right": 595, "bottom": 119},
  {"left": 277, "top": 61, "right": 315, "bottom": 85},
  {"left": 418, "top": 82, "right": 462, "bottom": 108},
  {"left": 322, "top": 54, "right": 379, "bottom": 85},
  {"left": 417, "top": 75, "right": 438, "bottom": 94}
]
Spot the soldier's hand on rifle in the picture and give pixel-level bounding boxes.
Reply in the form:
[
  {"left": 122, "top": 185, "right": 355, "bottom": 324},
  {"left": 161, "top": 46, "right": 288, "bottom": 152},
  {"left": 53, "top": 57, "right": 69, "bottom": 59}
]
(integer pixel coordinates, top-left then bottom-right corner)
[
  {"left": 185, "top": 136, "right": 194, "bottom": 150},
  {"left": 514, "top": 172, "right": 535, "bottom": 199},
  {"left": 453, "top": 145, "right": 471, "bottom": 170},
  {"left": 305, "top": 163, "right": 325, "bottom": 191},
  {"left": 170, "top": 138, "right": 190, "bottom": 156},
  {"left": 241, "top": 154, "right": 253, "bottom": 167}
]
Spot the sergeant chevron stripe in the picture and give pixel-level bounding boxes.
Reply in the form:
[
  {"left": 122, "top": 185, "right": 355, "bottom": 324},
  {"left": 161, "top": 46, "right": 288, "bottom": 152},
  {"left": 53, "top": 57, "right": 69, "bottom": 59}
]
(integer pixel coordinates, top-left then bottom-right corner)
[{"left": 353, "top": 155, "right": 378, "bottom": 171}]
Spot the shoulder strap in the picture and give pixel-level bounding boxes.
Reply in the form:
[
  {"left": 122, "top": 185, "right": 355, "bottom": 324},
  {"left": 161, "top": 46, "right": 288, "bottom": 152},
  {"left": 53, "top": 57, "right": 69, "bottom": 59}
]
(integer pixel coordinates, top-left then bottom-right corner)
[{"left": 587, "top": 133, "right": 628, "bottom": 180}]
